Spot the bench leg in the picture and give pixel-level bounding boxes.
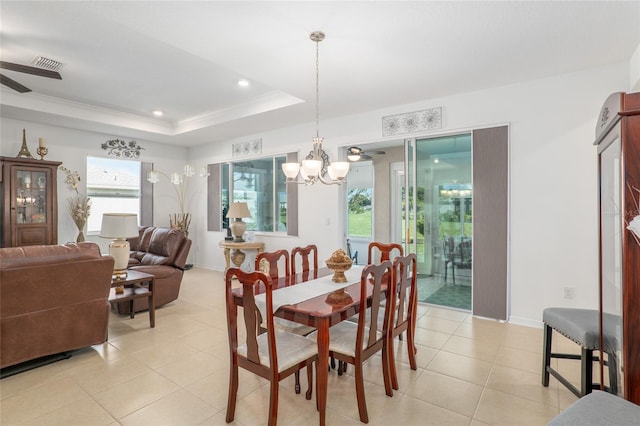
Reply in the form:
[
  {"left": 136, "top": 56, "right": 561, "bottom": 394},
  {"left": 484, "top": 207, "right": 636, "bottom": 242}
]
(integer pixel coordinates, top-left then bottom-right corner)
[
  {"left": 607, "top": 351, "right": 618, "bottom": 394},
  {"left": 581, "top": 348, "right": 593, "bottom": 396},
  {"left": 542, "top": 324, "right": 552, "bottom": 386}
]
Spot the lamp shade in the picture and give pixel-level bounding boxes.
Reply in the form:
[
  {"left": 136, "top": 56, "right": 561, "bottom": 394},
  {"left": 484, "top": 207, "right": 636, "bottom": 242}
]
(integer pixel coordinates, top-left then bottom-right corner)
[
  {"left": 99, "top": 213, "right": 139, "bottom": 238},
  {"left": 226, "top": 202, "right": 251, "bottom": 219}
]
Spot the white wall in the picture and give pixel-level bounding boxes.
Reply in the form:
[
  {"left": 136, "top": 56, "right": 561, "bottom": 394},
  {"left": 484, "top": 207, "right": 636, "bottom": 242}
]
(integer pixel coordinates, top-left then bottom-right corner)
[
  {"left": 630, "top": 41, "right": 640, "bottom": 91},
  {"left": 1, "top": 61, "right": 631, "bottom": 326},
  {"left": 189, "top": 61, "right": 630, "bottom": 326}
]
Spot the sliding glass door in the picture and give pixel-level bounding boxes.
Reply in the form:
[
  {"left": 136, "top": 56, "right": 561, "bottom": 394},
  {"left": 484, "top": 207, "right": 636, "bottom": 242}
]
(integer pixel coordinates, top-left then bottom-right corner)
[{"left": 404, "top": 133, "right": 473, "bottom": 310}]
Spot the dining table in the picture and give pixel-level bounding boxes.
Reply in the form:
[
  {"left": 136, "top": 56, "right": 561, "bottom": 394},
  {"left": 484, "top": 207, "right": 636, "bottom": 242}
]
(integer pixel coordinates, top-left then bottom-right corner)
[{"left": 231, "top": 264, "right": 385, "bottom": 426}]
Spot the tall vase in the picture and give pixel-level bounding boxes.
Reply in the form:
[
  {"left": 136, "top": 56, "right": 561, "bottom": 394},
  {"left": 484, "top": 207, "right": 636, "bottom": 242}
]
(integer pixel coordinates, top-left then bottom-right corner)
[{"left": 75, "top": 219, "right": 86, "bottom": 242}]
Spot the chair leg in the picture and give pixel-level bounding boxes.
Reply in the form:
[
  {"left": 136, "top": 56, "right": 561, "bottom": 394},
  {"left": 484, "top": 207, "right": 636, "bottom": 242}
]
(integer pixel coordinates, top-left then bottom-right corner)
[
  {"left": 294, "top": 371, "right": 301, "bottom": 394},
  {"left": 305, "top": 363, "right": 314, "bottom": 400},
  {"left": 542, "top": 324, "right": 552, "bottom": 386},
  {"left": 581, "top": 348, "right": 593, "bottom": 396},
  {"left": 268, "top": 380, "right": 279, "bottom": 426},
  {"left": 354, "top": 362, "right": 369, "bottom": 424},
  {"left": 382, "top": 342, "right": 394, "bottom": 396},
  {"left": 330, "top": 356, "right": 336, "bottom": 370},
  {"left": 226, "top": 363, "right": 239, "bottom": 422},
  {"left": 389, "top": 336, "right": 399, "bottom": 391},
  {"left": 452, "top": 264, "right": 455, "bottom": 285},
  {"left": 407, "top": 324, "right": 417, "bottom": 371}
]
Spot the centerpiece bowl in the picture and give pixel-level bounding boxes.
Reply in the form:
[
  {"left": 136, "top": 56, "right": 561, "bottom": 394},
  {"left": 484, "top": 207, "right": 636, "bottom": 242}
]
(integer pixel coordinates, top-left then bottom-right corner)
[{"left": 325, "top": 249, "right": 353, "bottom": 283}]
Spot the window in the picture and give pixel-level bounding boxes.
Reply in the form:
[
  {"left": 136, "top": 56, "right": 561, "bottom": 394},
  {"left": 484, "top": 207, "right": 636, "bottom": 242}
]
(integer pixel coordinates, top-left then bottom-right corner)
[
  {"left": 86, "top": 157, "right": 141, "bottom": 233},
  {"left": 221, "top": 156, "right": 288, "bottom": 233},
  {"left": 346, "top": 162, "right": 373, "bottom": 238}
]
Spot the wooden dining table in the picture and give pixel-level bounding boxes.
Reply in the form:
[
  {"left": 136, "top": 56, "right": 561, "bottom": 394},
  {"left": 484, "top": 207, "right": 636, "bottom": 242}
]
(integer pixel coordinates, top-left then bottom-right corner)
[{"left": 232, "top": 265, "right": 384, "bottom": 426}]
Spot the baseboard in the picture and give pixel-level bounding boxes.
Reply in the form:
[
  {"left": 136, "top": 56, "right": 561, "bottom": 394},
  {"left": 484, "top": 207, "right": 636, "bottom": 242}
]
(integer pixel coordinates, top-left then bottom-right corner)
[{"left": 509, "top": 315, "right": 543, "bottom": 329}]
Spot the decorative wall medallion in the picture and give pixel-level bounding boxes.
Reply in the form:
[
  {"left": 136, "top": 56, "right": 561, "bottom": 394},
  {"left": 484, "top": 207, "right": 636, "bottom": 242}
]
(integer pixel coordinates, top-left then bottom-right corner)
[
  {"left": 382, "top": 107, "right": 442, "bottom": 136},
  {"left": 600, "top": 107, "right": 610, "bottom": 128},
  {"left": 232, "top": 138, "right": 262, "bottom": 158},
  {"left": 102, "top": 139, "right": 144, "bottom": 158}
]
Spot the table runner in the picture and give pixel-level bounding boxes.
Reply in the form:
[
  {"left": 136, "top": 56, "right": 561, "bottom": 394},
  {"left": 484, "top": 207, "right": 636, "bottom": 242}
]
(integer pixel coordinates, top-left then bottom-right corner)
[{"left": 255, "top": 265, "right": 364, "bottom": 320}]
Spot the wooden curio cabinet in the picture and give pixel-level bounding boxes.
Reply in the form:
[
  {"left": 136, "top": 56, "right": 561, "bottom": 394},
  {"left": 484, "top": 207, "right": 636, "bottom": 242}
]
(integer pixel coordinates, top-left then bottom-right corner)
[
  {"left": 1, "top": 156, "right": 62, "bottom": 247},
  {"left": 594, "top": 92, "right": 640, "bottom": 404}
]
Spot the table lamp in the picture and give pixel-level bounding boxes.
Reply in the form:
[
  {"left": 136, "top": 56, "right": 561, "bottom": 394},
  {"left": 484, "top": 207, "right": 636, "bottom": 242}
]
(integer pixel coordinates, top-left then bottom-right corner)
[
  {"left": 100, "top": 213, "right": 139, "bottom": 278},
  {"left": 226, "top": 202, "right": 251, "bottom": 242}
]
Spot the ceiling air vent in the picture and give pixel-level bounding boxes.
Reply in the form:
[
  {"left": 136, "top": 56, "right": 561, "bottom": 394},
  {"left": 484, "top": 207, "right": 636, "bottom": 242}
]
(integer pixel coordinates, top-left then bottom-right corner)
[{"left": 32, "top": 56, "right": 63, "bottom": 72}]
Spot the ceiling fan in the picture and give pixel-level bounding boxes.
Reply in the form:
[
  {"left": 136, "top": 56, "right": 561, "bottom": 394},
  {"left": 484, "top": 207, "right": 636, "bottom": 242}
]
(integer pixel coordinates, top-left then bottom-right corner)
[
  {"left": 346, "top": 146, "right": 386, "bottom": 161},
  {"left": 0, "top": 61, "right": 62, "bottom": 93}
]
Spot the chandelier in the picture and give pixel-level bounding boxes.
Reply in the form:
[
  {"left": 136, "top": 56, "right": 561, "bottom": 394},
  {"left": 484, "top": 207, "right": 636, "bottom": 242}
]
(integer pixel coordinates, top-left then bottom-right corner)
[{"left": 282, "top": 31, "right": 350, "bottom": 185}]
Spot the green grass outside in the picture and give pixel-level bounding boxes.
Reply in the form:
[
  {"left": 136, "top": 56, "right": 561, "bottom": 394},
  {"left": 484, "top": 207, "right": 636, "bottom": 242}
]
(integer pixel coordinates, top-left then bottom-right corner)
[{"left": 348, "top": 211, "right": 372, "bottom": 237}]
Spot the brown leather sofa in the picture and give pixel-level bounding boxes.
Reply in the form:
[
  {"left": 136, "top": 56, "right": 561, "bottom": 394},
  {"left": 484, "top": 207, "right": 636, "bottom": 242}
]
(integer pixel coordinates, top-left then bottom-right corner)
[
  {"left": 0, "top": 242, "right": 114, "bottom": 369},
  {"left": 116, "top": 226, "right": 191, "bottom": 314}
]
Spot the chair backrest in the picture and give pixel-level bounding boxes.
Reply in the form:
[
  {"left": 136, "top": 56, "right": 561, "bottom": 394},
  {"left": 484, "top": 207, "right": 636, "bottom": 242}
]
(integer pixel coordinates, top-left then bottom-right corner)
[
  {"left": 255, "top": 249, "right": 290, "bottom": 281},
  {"left": 291, "top": 245, "right": 318, "bottom": 278},
  {"left": 357, "top": 261, "right": 394, "bottom": 354},
  {"left": 455, "top": 239, "right": 472, "bottom": 268},
  {"left": 443, "top": 237, "right": 455, "bottom": 261},
  {"left": 347, "top": 239, "right": 358, "bottom": 265},
  {"left": 391, "top": 253, "right": 417, "bottom": 332},
  {"left": 225, "top": 268, "right": 277, "bottom": 371},
  {"left": 368, "top": 242, "right": 403, "bottom": 264}
]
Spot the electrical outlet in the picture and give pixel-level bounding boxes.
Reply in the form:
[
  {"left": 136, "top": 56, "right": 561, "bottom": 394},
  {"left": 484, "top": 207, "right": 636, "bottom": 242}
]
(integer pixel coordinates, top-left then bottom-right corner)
[{"left": 563, "top": 287, "right": 575, "bottom": 299}]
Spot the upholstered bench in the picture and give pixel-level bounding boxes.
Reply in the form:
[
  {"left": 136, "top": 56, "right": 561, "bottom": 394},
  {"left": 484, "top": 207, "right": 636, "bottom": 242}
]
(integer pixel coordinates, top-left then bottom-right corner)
[
  {"left": 548, "top": 390, "right": 640, "bottom": 425},
  {"left": 542, "top": 307, "right": 618, "bottom": 397}
]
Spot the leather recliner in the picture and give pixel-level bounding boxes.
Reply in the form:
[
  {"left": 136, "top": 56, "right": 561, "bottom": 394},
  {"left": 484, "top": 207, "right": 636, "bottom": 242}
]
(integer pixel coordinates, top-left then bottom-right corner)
[{"left": 114, "top": 226, "right": 191, "bottom": 314}]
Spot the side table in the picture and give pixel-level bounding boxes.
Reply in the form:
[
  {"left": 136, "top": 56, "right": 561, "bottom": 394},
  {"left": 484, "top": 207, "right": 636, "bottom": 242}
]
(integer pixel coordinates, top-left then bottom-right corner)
[
  {"left": 219, "top": 241, "right": 265, "bottom": 272},
  {"left": 109, "top": 270, "right": 155, "bottom": 328}
]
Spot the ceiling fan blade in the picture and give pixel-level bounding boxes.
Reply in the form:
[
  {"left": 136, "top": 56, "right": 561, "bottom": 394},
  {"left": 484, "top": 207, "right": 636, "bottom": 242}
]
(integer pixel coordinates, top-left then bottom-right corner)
[
  {"left": 368, "top": 150, "right": 386, "bottom": 155},
  {"left": 0, "top": 61, "right": 62, "bottom": 80},
  {"left": 0, "top": 73, "right": 31, "bottom": 93},
  {"left": 360, "top": 154, "right": 373, "bottom": 160}
]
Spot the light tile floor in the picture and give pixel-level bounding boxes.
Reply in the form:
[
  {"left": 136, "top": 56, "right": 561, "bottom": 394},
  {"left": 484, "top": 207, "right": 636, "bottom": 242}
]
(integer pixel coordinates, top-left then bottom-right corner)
[{"left": 1, "top": 267, "right": 586, "bottom": 425}]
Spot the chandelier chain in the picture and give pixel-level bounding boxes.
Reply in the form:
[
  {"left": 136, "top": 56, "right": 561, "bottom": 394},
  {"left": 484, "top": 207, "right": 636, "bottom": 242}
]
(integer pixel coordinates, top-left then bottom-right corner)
[{"left": 315, "top": 35, "right": 320, "bottom": 139}]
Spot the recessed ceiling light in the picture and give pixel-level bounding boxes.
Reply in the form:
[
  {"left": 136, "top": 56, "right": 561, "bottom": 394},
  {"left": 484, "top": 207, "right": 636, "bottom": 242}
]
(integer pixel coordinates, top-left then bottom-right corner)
[
  {"left": 237, "top": 79, "right": 250, "bottom": 87},
  {"left": 433, "top": 158, "right": 440, "bottom": 164},
  {"left": 152, "top": 110, "right": 164, "bottom": 117}
]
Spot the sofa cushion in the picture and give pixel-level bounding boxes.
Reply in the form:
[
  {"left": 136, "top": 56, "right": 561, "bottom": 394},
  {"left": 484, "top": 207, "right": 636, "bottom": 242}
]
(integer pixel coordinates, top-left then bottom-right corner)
[
  {"left": 0, "top": 242, "right": 102, "bottom": 269},
  {"left": 140, "top": 228, "right": 186, "bottom": 266}
]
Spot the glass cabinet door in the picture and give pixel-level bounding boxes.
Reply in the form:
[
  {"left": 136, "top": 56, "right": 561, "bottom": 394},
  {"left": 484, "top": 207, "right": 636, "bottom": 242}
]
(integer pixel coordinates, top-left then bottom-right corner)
[
  {"left": 599, "top": 135, "right": 624, "bottom": 396},
  {"left": 15, "top": 169, "right": 48, "bottom": 225}
]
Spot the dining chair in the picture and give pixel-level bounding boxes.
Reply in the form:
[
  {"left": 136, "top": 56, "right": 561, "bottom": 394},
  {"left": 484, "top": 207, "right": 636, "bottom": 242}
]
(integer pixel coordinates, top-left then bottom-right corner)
[
  {"left": 443, "top": 236, "right": 456, "bottom": 283},
  {"left": 225, "top": 268, "right": 317, "bottom": 426},
  {"left": 307, "top": 261, "right": 395, "bottom": 423},
  {"left": 291, "top": 244, "right": 318, "bottom": 280},
  {"left": 367, "top": 241, "right": 403, "bottom": 263},
  {"left": 256, "top": 248, "right": 313, "bottom": 393},
  {"left": 256, "top": 249, "right": 291, "bottom": 282},
  {"left": 388, "top": 253, "right": 418, "bottom": 390}
]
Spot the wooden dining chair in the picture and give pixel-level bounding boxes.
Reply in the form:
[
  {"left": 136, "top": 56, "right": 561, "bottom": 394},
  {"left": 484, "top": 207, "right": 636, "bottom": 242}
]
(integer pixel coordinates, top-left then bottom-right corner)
[
  {"left": 367, "top": 241, "right": 403, "bottom": 263},
  {"left": 291, "top": 244, "right": 318, "bottom": 280},
  {"left": 307, "top": 261, "right": 395, "bottom": 423},
  {"left": 256, "top": 249, "right": 290, "bottom": 282},
  {"left": 225, "top": 268, "right": 317, "bottom": 426},
  {"left": 256, "top": 248, "right": 313, "bottom": 393},
  {"left": 388, "top": 253, "right": 418, "bottom": 390}
]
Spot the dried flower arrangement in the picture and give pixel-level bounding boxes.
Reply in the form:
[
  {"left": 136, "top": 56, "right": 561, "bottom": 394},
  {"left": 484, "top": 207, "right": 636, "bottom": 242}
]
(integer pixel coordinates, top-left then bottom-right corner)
[{"left": 59, "top": 165, "right": 91, "bottom": 242}]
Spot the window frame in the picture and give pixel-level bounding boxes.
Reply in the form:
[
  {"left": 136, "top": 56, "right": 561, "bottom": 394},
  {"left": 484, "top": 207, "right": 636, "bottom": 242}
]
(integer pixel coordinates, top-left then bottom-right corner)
[
  {"left": 208, "top": 153, "right": 298, "bottom": 236},
  {"left": 85, "top": 156, "right": 143, "bottom": 234}
]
